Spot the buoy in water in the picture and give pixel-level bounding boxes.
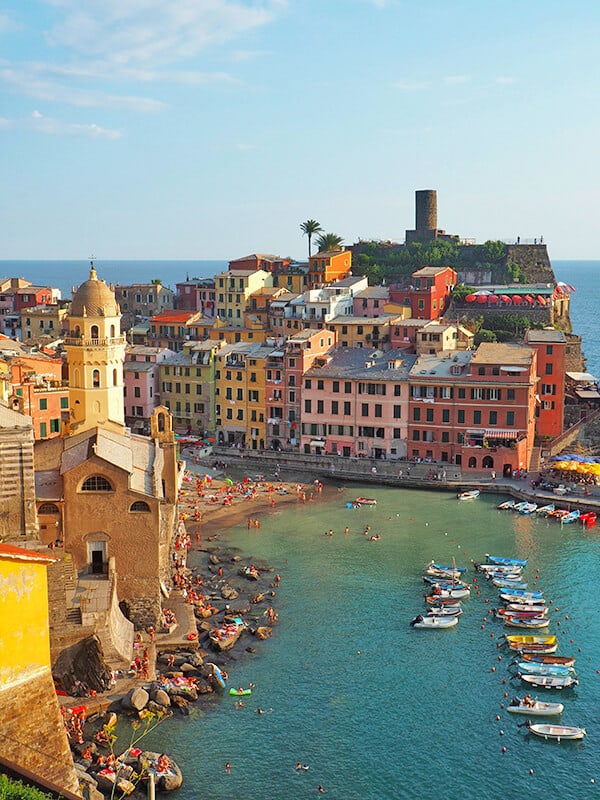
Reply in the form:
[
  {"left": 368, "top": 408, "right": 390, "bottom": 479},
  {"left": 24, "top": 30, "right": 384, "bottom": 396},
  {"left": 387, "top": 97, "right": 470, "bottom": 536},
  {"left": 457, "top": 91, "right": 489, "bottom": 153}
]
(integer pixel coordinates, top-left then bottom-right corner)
[{"left": 502, "top": 746, "right": 507, "bottom": 754}]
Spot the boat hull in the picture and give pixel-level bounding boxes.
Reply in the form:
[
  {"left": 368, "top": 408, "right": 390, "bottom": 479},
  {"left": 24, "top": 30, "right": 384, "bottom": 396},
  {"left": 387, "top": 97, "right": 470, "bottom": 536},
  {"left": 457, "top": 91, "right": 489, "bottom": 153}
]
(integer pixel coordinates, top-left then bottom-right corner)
[
  {"left": 528, "top": 724, "right": 585, "bottom": 740},
  {"left": 507, "top": 700, "right": 564, "bottom": 716}
]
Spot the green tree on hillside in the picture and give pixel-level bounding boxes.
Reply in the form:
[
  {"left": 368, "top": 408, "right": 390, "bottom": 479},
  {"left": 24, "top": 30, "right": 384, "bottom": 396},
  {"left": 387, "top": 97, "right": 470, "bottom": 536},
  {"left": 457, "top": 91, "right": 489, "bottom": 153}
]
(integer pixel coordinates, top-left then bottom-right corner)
[
  {"left": 315, "top": 232, "right": 344, "bottom": 252},
  {"left": 300, "top": 220, "right": 323, "bottom": 258}
]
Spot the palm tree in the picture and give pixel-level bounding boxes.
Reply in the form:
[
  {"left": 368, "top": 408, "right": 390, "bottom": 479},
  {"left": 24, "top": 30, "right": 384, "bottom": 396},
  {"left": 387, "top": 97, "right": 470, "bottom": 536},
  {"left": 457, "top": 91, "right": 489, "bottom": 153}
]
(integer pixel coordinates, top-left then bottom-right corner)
[
  {"left": 315, "top": 232, "right": 344, "bottom": 253},
  {"left": 300, "top": 219, "right": 323, "bottom": 258}
]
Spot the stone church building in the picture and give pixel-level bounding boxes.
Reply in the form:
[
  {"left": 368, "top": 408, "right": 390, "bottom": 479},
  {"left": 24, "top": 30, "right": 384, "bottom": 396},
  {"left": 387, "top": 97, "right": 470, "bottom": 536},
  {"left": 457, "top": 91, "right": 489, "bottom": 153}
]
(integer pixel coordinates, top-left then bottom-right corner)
[{"left": 35, "top": 265, "right": 182, "bottom": 628}]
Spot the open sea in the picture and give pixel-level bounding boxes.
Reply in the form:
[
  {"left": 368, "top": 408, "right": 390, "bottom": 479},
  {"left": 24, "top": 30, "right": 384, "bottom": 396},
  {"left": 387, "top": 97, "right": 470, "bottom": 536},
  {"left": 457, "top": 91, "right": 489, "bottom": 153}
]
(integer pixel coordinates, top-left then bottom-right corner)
[{"left": 4, "top": 257, "right": 599, "bottom": 798}]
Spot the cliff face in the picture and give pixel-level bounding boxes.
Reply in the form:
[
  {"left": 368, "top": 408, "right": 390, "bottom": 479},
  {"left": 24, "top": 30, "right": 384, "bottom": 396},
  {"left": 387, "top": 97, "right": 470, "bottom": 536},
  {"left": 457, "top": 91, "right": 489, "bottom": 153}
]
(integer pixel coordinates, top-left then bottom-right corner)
[{"left": 506, "top": 244, "right": 555, "bottom": 284}]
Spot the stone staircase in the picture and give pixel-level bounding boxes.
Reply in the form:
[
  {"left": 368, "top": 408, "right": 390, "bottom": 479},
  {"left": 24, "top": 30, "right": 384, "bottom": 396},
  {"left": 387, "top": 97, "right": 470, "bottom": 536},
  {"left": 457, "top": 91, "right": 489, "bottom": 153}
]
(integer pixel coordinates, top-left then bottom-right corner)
[{"left": 529, "top": 446, "right": 542, "bottom": 473}]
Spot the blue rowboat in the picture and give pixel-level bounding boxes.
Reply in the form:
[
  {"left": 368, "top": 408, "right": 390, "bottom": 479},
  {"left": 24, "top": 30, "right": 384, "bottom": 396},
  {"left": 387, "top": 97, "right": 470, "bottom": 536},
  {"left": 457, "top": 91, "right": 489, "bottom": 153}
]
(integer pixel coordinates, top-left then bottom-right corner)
[
  {"left": 519, "top": 503, "right": 538, "bottom": 515},
  {"left": 423, "top": 577, "right": 469, "bottom": 589},
  {"left": 492, "top": 578, "right": 528, "bottom": 589},
  {"left": 500, "top": 587, "right": 544, "bottom": 600},
  {"left": 429, "top": 562, "right": 466, "bottom": 574},
  {"left": 486, "top": 555, "right": 528, "bottom": 567},
  {"left": 561, "top": 510, "right": 580, "bottom": 524},
  {"left": 514, "top": 661, "right": 574, "bottom": 677}
]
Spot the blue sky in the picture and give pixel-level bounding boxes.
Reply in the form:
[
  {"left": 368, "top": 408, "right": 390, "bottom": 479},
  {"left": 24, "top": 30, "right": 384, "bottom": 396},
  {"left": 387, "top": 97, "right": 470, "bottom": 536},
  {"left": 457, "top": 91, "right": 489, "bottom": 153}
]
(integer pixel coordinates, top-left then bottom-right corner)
[{"left": 1, "top": 0, "right": 599, "bottom": 260}]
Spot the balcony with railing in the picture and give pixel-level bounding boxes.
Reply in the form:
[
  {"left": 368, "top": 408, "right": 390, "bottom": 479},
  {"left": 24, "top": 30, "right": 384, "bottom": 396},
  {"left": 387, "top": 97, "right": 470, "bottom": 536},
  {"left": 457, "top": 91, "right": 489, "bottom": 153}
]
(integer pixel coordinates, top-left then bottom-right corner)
[{"left": 64, "top": 335, "right": 125, "bottom": 347}]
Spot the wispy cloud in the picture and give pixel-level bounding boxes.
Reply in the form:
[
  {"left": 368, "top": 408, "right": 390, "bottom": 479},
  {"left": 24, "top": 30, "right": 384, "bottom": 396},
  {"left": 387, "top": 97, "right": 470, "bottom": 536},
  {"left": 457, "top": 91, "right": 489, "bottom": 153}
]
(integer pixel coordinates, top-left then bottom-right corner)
[
  {"left": 0, "top": 110, "right": 122, "bottom": 139},
  {"left": 1, "top": 68, "right": 166, "bottom": 111},
  {"left": 43, "top": 0, "right": 285, "bottom": 65},
  {"left": 496, "top": 76, "right": 518, "bottom": 85},
  {"left": 392, "top": 80, "right": 431, "bottom": 91},
  {"left": 443, "top": 75, "right": 470, "bottom": 85},
  {"left": 0, "top": 13, "right": 15, "bottom": 34}
]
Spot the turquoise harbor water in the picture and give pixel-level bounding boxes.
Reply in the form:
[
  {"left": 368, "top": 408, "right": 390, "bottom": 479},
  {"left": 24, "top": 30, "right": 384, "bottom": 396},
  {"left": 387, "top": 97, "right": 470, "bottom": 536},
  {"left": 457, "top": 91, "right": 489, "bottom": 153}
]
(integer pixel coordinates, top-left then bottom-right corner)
[{"left": 137, "top": 490, "right": 600, "bottom": 800}]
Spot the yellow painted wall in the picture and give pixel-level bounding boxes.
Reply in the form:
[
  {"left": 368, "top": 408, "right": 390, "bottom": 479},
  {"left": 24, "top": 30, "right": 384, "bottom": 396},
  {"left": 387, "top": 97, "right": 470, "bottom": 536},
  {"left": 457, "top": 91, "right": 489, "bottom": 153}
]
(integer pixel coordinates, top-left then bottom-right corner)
[{"left": 0, "top": 559, "right": 51, "bottom": 689}]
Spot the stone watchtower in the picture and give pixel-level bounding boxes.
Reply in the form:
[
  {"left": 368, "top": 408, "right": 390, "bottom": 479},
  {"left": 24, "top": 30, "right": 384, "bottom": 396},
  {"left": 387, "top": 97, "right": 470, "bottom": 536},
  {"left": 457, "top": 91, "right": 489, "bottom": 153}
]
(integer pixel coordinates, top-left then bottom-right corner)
[
  {"left": 405, "top": 189, "right": 457, "bottom": 244},
  {"left": 64, "top": 263, "right": 126, "bottom": 434}
]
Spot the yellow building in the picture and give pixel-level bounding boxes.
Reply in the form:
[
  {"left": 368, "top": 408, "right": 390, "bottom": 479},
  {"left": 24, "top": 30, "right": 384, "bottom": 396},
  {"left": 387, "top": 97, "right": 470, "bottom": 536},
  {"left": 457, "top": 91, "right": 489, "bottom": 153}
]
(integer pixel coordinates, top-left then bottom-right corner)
[
  {"left": 215, "top": 341, "right": 274, "bottom": 448},
  {"left": 63, "top": 263, "right": 126, "bottom": 433},
  {"left": 0, "top": 543, "right": 78, "bottom": 793},
  {"left": 215, "top": 269, "right": 273, "bottom": 327},
  {"left": 20, "top": 303, "right": 68, "bottom": 343},
  {"left": 326, "top": 314, "right": 404, "bottom": 350}
]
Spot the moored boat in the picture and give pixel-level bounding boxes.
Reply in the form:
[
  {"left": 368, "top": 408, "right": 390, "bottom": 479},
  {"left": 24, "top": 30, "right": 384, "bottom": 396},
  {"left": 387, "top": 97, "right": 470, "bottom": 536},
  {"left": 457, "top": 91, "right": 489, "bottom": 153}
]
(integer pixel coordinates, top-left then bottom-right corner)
[
  {"left": 504, "top": 617, "right": 550, "bottom": 630},
  {"left": 497, "top": 500, "right": 516, "bottom": 510},
  {"left": 355, "top": 497, "right": 377, "bottom": 506},
  {"left": 506, "top": 634, "right": 556, "bottom": 646},
  {"left": 457, "top": 489, "right": 480, "bottom": 500},
  {"left": 561, "top": 510, "right": 580, "bottom": 524},
  {"left": 486, "top": 555, "right": 528, "bottom": 567},
  {"left": 492, "top": 578, "right": 528, "bottom": 589},
  {"left": 513, "top": 661, "right": 574, "bottom": 677},
  {"left": 580, "top": 512, "right": 597, "bottom": 526},
  {"left": 505, "top": 603, "right": 549, "bottom": 615},
  {"left": 427, "top": 606, "right": 462, "bottom": 617},
  {"left": 522, "top": 654, "right": 576, "bottom": 667},
  {"left": 526, "top": 721, "right": 586, "bottom": 741},
  {"left": 510, "top": 642, "right": 558, "bottom": 654},
  {"left": 431, "top": 586, "right": 470, "bottom": 599},
  {"left": 536, "top": 504, "right": 555, "bottom": 516},
  {"left": 410, "top": 614, "right": 458, "bottom": 629},
  {"left": 499, "top": 588, "right": 544, "bottom": 601},
  {"left": 518, "top": 673, "right": 578, "bottom": 690},
  {"left": 547, "top": 508, "right": 569, "bottom": 520},
  {"left": 507, "top": 697, "right": 564, "bottom": 716},
  {"left": 424, "top": 595, "right": 462, "bottom": 606},
  {"left": 495, "top": 607, "right": 548, "bottom": 619}
]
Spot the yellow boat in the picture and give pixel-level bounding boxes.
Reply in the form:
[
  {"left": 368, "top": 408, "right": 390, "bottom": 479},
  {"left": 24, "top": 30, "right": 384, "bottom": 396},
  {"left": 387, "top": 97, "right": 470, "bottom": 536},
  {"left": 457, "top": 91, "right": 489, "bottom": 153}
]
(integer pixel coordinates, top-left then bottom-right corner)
[{"left": 505, "top": 635, "right": 556, "bottom": 646}]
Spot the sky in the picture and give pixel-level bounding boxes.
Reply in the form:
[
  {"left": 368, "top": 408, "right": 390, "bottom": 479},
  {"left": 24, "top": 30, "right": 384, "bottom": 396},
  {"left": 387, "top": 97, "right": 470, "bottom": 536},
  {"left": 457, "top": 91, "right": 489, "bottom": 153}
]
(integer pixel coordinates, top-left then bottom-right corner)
[{"left": 1, "top": 0, "right": 600, "bottom": 260}]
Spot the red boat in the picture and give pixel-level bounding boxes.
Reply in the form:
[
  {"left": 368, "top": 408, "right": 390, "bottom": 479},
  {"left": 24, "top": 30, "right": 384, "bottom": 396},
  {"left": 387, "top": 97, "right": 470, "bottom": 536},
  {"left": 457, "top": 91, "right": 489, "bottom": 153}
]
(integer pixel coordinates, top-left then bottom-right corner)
[{"left": 580, "top": 512, "right": 597, "bottom": 526}]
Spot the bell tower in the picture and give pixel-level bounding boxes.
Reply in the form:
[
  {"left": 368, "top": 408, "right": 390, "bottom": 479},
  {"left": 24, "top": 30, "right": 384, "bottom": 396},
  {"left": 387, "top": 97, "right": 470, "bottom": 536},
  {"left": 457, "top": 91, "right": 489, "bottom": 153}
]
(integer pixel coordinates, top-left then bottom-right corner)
[{"left": 65, "top": 262, "right": 126, "bottom": 433}]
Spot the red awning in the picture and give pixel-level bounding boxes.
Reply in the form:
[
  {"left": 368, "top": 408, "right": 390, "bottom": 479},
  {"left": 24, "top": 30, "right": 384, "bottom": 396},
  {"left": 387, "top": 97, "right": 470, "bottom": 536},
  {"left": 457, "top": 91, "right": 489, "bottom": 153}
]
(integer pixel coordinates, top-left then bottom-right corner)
[
  {"left": 512, "top": 295, "right": 523, "bottom": 304},
  {"left": 488, "top": 294, "right": 499, "bottom": 304},
  {"left": 465, "top": 294, "right": 477, "bottom": 302},
  {"left": 524, "top": 295, "right": 534, "bottom": 303},
  {"left": 536, "top": 295, "right": 546, "bottom": 305},
  {"left": 477, "top": 295, "right": 488, "bottom": 304},
  {"left": 500, "top": 295, "right": 512, "bottom": 303}
]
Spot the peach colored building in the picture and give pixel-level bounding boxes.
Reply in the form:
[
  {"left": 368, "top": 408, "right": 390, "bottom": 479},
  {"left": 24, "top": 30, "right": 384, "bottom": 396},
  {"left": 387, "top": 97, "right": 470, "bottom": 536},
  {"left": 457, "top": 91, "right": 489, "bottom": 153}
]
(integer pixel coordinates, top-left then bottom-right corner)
[
  {"left": 407, "top": 343, "right": 537, "bottom": 475},
  {"left": 300, "top": 348, "right": 416, "bottom": 458},
  {"left": 308, "top": 249, "right": 352, "bottom": 287}
]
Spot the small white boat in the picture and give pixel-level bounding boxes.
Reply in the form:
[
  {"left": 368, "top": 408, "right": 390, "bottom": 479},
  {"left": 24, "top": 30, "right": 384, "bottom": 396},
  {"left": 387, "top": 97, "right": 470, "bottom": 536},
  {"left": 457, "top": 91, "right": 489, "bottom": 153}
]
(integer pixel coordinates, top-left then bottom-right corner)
[
  {"left": 478, "top": 564, "right": 524, "bottom": 576},
  {"left": 526, "top": 722, "right": 585, "bottom": 740},
  {"left": 457, "top": 489, "right": 480, "bottom": 500},
  {"left": 536, "top": 504, "right": 555, "bottom": 516},
  {"left": 497, "top": 500, "right": 515, "bottom": 510},
  {"left": 519, "top": 673, "right": 578, "bottom": 690},
  {"left": 492, "top": 577, "right": 528, "bottom": 589},
  {"left": 431, "top": 586, "right": 470, "bottom": 599},
  {"left": 505, "top": 603, "right": 548, "bottom": 615},
  {"left": 507, "top": 697, "right": 564, "bottom": 716},
  {"left": 427, "top": 606, "right": 462, "bottom": 617},
  {"left": 410, "top": 614, "right": 458, "bottom": 629},
  {"left": 514, "top": 661, "right": 574, "bottom": 677},
  {"left": 504, "top": 616, "right": 550, "bottom": 629},
  {"left": 519, "top": 503, "right": 538, "bottom": 515}
]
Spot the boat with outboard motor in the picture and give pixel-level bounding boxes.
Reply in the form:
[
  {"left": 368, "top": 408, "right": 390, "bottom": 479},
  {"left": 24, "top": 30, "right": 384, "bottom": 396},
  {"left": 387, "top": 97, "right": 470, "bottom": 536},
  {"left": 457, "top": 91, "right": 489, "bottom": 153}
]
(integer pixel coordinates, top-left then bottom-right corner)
[
  {"left": 410, "top": 614, "right": 458, "bottom": 629},
  {"left": 457, "top": 489, "right": 480, "bottom": 500},
  {"left": 507, "top": 697, "right": 564, "bottom": 716}
]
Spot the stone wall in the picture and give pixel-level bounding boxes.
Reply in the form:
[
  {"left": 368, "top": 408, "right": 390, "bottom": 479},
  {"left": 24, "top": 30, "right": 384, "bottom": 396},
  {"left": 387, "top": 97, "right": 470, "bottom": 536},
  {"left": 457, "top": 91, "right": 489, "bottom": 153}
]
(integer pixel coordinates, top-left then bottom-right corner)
[
  {"left": 0, "top": 669, "right": 79, "bottom": 795},
  {"left": 506, "top": 244, "right": 554, "bottom": 283}
]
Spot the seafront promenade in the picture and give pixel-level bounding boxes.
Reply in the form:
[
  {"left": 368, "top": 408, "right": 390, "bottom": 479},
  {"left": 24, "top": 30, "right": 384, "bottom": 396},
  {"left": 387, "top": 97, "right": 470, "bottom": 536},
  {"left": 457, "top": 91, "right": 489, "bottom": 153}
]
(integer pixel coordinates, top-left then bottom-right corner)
[{"left": 195, "top": 446, "right": 600, "bottom": 513}]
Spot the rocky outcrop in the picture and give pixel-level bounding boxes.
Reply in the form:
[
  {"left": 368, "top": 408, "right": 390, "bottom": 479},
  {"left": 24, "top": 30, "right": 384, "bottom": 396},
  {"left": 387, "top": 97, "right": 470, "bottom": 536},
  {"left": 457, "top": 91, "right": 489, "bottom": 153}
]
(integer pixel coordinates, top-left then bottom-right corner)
[{"left": 53, "top": 635, "right": 112, "bottom": 693}]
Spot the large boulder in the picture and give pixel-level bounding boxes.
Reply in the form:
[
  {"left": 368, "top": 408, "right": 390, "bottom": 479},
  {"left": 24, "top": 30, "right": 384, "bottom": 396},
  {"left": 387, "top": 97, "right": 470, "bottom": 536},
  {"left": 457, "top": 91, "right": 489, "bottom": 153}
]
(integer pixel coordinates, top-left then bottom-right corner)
[
  {"left": 142, "top": 752, "right": 184, "bottom": 792},
  {"left": 121, "top": 687, "right": 149, "bottom": 711},
  {"left": 153, "top": 689, "right": 171, "bottom": 707},
  {"left": 221, "top": 584, "right": 238, "bottom": 600}
]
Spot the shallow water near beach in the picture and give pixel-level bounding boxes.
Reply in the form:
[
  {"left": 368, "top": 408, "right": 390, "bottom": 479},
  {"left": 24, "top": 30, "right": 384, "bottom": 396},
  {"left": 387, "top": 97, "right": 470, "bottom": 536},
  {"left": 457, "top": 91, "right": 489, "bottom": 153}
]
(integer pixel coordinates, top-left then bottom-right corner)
[{"left": 136, "top": 486, "right": 600, "bottom": 800}]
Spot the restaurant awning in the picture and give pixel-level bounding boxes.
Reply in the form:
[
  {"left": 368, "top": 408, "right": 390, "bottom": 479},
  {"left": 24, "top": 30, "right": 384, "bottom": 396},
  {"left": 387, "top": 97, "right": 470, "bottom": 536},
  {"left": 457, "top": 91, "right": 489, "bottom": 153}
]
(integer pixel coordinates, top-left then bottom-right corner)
[
  {"left": 484, "top": 429, "right": 518, "bottom": 437},
  {"left": 310, "top": 439, "right": 326, "bottom": 446}
]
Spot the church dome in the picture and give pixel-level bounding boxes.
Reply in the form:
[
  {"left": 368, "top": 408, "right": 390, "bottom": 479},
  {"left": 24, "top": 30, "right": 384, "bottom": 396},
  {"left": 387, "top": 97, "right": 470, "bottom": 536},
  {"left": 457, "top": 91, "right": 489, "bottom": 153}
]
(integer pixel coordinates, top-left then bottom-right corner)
[{"left": 70, "top": 265, "right": 119, "bottom": 317}]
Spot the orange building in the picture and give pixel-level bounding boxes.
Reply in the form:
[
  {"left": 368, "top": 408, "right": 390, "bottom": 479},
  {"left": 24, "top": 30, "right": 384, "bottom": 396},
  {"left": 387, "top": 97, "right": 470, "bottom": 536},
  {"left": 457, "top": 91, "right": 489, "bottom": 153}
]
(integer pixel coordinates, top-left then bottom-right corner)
[
  {"left": 525, "top": 329, "right": 567, "bottom": 439},
  {"left": 9, "top": 356, "right": 68, "bottom": 440},
  {"left": 308, "top": 249, "right": 352, "bottom": 287}
]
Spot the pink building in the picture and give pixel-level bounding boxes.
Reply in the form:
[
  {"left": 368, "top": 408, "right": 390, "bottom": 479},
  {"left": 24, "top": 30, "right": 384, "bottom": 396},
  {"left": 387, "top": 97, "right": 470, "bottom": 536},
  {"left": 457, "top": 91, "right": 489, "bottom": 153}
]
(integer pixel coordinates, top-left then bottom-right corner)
[
  {"left": 123, "top": 346, "right": 176, "bottom": 433},
  {"left": 300, "top": 348, "right": 416, "bottom": 459},
  {"left": 175, "top": 278, "right": 216, "bottom": 317},
  {"left": 353, "top": 285, "right": 390, "bottom": 317}
]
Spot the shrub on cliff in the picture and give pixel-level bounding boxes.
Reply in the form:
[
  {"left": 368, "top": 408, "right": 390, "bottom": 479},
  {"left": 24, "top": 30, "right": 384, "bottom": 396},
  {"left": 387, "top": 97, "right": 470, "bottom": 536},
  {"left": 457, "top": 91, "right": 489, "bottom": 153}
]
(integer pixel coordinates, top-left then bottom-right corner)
[{"left": 0, "top": 775, "right": 53, "bottom": 800}]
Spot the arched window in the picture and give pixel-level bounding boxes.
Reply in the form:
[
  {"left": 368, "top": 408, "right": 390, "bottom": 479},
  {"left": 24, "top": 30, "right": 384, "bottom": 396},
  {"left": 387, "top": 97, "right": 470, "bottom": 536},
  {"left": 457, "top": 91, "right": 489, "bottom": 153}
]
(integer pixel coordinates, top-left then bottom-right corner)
[
  {"left": 38, "top": 502, "right": 60, "bottom": 514},
  {"left": 74, "top": 325, "right": 81, "bottom": 338},
  {"left": 113, "top": 368, "right": 118, "bottom": 387},
  {"left": 110, "top": 324, "right": 116, "bottom": 338},
  {"left": 81, "top": 475, "right": 113, "bottom": 492},
  {"left": 130, "top": 501, "right": 151, "bottom": 513},
  {"left": 93, "top": 369, "right": 100, "bottom": 388},
  {"left": 158, "top": 413, "right": 165, "bottom": 432},
  {"left": 482, "top": 455, "right": 494, "bottom": 469},
  {"left": 91, "top": 324, "right": 99, "bottom": 339},
  {"left": 468, "top": 456, "right": 477, "bottom": 469}
]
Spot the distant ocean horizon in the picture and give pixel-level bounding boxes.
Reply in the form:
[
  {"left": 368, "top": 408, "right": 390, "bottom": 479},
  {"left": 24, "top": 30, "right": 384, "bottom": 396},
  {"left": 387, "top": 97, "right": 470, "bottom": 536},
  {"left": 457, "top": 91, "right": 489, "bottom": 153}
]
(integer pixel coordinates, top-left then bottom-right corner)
[
  {"left": 0, "top": 256, "right": 596, "bottom": 375},
  {"left": 0, "top": 260, "right": 228, "bottom": 299}
]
